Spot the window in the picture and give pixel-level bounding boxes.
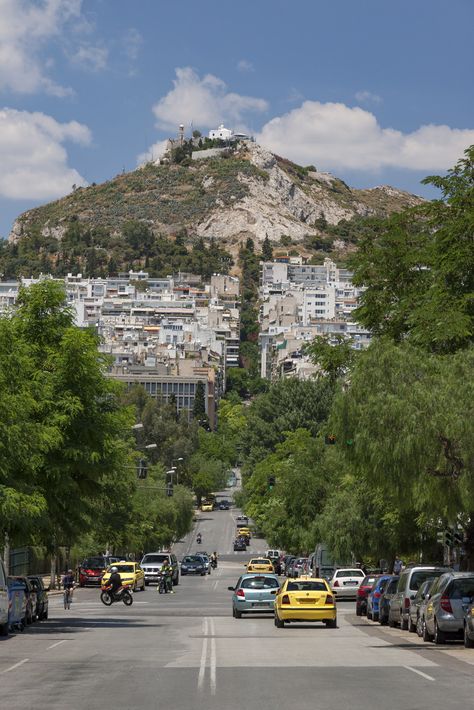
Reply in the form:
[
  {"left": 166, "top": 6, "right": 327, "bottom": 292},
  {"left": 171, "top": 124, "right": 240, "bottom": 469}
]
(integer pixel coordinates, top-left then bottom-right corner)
[
  {"left": 241, "top": 577, "right": 279, "bottom": 589},
  {"left": 287, "top": 581, "right": 328, "bottom": 592}
]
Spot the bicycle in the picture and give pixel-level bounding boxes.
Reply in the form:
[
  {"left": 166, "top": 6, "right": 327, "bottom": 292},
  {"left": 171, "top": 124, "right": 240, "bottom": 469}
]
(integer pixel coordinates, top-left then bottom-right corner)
[{"left": 63, "top": 587, "right": 73, "bottom": 610}]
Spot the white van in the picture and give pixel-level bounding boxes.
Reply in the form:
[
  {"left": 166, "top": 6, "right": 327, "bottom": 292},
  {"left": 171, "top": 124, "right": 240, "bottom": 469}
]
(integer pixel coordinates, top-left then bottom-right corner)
[{"left": 0, "top": 558, "right": 8, "bottom": 635}]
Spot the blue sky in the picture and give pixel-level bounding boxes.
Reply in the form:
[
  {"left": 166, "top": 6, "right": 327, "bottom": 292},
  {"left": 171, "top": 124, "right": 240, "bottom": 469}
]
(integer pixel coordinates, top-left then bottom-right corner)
[{"left": 0, "top": 0, "right": 473, "bottom": 238}]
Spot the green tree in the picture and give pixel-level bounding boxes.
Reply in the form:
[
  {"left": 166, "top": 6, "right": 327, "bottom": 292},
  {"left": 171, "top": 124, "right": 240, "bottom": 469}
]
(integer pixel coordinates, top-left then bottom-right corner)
[
  {"left": 193, "top": 381, "right": 209, "bottom": 428},
  {"left": 304, "top": 334, "right": 357, "bottom": 383},
  {"left": 261, "top": 235, "right": 273, "bottom": 261}
]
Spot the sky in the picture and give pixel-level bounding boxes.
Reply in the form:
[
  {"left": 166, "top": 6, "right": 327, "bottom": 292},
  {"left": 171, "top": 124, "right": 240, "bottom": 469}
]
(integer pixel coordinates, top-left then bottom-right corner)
[{"left": 0, "top": 0, "right": 473, "bottom": 238}]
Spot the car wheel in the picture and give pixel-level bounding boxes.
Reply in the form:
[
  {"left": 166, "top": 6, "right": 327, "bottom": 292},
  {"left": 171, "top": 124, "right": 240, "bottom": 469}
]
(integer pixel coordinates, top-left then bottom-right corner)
[
  {"left": 434, "top": 619, "right": 446, "bottom": 645},
  {"left": 408, "top": 617, "right": 416, "bottom": 633},
  {"left": 145, "top": 581, "right": 149, "bottom": 586},
  {"left": 373, "top": 612, "right": 379, "bottom": 622},
  {"left": 464, "top": 624, "right": 474, "bottom": 648},
  {"left": 367, "top": 609, "right": 373, "bottom": 620},
  {"left": 325, "top": 618, "right": 337, "bottom": 628},
  {"left": 0, "top": 622, "right": 8, "bottom": 637},
  {"left": 416, "top": 615, "right": 423, "bottom": 637},
  {"left": 401, "top": 617, "right": 409, "bottom": 631},
  {"left": 356, "top": 606, "right": 362, "bottom": 617},
  {"left": 422, "top": 619, "right": 433, "bottom": 642},
  {"left": 379, "top": 614, "right": 387, "bottom": 625},
  {"left": 388, "top": 616, "right": 397, "bottom": 628},
  {"left": 234, "top": 609, "right": 242, "bottom": 619},
  {"left": 201, "top": 572, "right": 206, "bottom": 576},
  {"left": 274, "top": 614, "right": 284, "bottom": 628}
]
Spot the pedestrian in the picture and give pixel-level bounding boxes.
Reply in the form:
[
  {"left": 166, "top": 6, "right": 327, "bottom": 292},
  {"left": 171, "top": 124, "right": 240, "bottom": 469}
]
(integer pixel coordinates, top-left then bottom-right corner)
[{"left": 393, "top": 554, "right": 403, "bottom": 575}]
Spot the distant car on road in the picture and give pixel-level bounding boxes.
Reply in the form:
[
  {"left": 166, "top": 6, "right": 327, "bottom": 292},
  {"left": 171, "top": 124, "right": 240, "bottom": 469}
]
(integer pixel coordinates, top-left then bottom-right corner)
[
  {"left": 140, "top": 552, "right": 179, "bottom": 586},
  {"left": 236, "top": 515, "right": 249, "bottom": 525},
  {"left": 194, "top": 553, "right": 212, "bottom": 575},
  {"left": 180, "top": 556, "right": 206, "bottom": 576},
  {"left": 78, "top": 555, "right": 121, "bottom": 587},
  {"left": 329, "top": 568, "right": 365, "bottom": 599},
  {"left": 234, "top": 539, "right": 246, "bottom": 552},
  {"left": 246, "top": 558, "right": 274, "bottom": 574},
  {"left": 229, "top": 573, "right": 280, "bottom": 618},
  {"left": 101, "top": 562, "right": 145, "bottom": 592},
  {"left": 218, "top": 500, "right": 230, "bottom": 510}
]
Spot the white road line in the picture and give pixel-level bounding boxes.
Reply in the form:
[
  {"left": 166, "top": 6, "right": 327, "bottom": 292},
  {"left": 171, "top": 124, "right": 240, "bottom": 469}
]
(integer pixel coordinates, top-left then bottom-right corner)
[
  {"left": 404, "top": 666, "right": 436, "bottom": 681},
  {"left": 197, "top": 617, "right": 208, "bottom": 690},
  {"left": 210, "top": 618, "right": 217, "bottom": 696},
  {"left": 1, "top": 659, "right": 29, "bottom": 674},
  {"left": 47, "top": 640, "right": 68, "bottom": 650},
  {"left": 212, "top": 580, "right": 219, "bottom": 591}
]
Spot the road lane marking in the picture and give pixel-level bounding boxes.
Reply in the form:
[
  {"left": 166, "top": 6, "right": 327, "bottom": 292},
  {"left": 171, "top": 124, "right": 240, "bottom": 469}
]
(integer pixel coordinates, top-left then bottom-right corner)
[
  {"left": 198, "top": 617, "right": 208, "bottom": 690},
  {"left": 210, "top": 618, "right": 216, "bottom": 696},
  {"left": 213, "top": 580, "right": 219, "bottom": 591},
  {"left": 47, "top": 640, "right": 68, "bottom": 650},
  {"left": 404, "top": 666, "right": 435, "bottom": 681},
  {"left": 1, "top": 659, "right": 29, "bottom": 674}
]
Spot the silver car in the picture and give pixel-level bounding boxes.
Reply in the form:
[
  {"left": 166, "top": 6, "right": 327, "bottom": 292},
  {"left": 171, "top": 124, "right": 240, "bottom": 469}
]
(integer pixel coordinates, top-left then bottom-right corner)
[
  {"left": 424, "top": 572, "right": 474, "bottom": 644},
  {"left": 329, "top": 568, "right": 366, "bottom": 599},
  {"left": 389, "top": 565, "right": 450, "bottom": 630},
  {"left": 229, "top": 574, "right": 280, "bottom": 618}
]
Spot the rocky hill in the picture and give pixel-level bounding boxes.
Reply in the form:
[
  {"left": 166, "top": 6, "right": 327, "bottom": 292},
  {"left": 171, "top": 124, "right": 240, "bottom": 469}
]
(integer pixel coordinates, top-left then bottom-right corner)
[{"left": 9, "top": 142, "right": 423, "bottom": 248}]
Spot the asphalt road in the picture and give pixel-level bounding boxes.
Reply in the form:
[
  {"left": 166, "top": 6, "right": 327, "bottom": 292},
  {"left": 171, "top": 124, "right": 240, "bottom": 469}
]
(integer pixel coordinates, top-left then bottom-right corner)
[{"left": 1, "top": 491, "right": 474, "bottom": 709}]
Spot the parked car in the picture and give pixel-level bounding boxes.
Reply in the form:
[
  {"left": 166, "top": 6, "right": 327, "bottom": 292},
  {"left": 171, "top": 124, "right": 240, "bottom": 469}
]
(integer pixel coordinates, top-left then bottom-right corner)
[
  {"left": 233, "top": 538, "right": 246, "bottom": 552},
  {"left": 0, "top": 558, "right": 8, "bottom": 636},
  {"left": 27, "top": 575, "right": 49, "bottom": 621},
  {"left": 329, "top": 568, "right": 365, "bottom": 599},
  {"left": 10, "top": 576, "right": 36, "bottom": 624},
  {"left": 7, "top": 577, "right": 27, "bottom": 632},
  {"left": 389, "top": 565, "right": 450, "bottom": 630},
  {"left": 356, "top": 574, "right": 382, "bottom": 616},
  {"left": 366, "top": 575, "right": 392, "bottom": 621},
  {"left": 282, "top": 555, "right": 295, "bottom": 576},
  {"left": 378, "top": 576, "right": 399, "bottom": 625},
  {"left": 423, "top": 572, "right": 474, "bottom": 644},
  {"left": 408, "top": 577, "right": 435, "bottom": 634},
  {"left": 101, "top": 562, "right": 146, "bottom": 592},
  {"left": 78, "top": 555, "right": 121, "bottom": 587},
  {"left": 464, "top": 601, "right": 474, "bottom": 648},
  {"left": 274, "top": 576, "right": 337, "bottom": 628},
  {"left": 180, "top": 556, "right": 206, "bottom": 576},
  {"left": 229, "top": 573, "right": 280, "bottom": 618},
  {"left": 140, "top": 552, "right": 179, "bottom": 586},
  {"left": 288, "top": 558, "right": 308, "bottom": 578}
]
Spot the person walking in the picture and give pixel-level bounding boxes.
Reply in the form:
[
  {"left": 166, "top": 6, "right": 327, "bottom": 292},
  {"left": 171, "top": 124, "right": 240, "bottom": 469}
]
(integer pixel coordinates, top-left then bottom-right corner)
[{"left": 393, "top": 555, "right": 403, "bottom": 575}]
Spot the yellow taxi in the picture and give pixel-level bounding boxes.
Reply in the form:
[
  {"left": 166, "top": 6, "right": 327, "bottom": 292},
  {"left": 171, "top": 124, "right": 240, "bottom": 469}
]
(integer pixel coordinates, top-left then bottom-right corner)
[
  {"left": 237, "top": 527, "right": 251, "bottom": 538},
  {"left": 101, "top": 562, "right": 145, "bottom": 592},
  {"left": 246, "top": 558, "right": 274, "bottom": 573},
  {"left": 201, "top": 502, "right": 214, "bottom": 512},
  {"left": 274, "top": 576, "right": 337, "bottom": 628}
]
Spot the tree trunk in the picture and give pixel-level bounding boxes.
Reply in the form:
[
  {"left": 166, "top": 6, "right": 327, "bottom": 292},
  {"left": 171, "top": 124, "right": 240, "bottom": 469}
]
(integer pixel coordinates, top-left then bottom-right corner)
[
  {"left": 50, "top": 554, "right": 57, "bottom": 590},
  {"left": 3, "top": 532, "right": 9, "bottom": 576}
]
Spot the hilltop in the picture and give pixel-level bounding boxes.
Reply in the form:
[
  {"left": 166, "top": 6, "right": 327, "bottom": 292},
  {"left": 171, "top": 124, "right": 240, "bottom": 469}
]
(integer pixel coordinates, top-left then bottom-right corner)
[{"left": 2, "top": 141, "right": 424, "bottom": 278}]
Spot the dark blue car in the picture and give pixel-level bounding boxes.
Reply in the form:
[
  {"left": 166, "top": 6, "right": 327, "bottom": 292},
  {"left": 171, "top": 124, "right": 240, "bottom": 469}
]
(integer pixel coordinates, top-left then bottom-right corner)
[{"left": 366, "top": 575, "right": 393, "bottom": 621}]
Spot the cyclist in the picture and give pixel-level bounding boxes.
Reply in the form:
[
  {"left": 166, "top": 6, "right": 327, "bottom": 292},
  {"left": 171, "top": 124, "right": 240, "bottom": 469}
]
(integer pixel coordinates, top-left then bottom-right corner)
[{"left": 62, "top": 569, "right": 75, "bottom": 609}]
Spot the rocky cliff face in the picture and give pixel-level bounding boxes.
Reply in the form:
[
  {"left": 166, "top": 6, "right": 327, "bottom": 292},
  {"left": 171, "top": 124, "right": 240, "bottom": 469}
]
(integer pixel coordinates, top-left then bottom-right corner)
[{"left": 9, "top": 141, "right": 423, "bottom": 246}]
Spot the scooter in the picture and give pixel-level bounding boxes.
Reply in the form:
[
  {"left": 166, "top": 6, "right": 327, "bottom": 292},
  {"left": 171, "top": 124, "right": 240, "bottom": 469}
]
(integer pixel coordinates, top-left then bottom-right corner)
[
  {"left": 100, "top": 585, "right": 133, "bottom": 606},
  {"left": 157, "top": 572, "right": 172, "bottom": 594},
  {"left": 210, "top": 558, "right": 217, "bottom": 570},
  {"left": 196, "top": 535, "right": 202, "bottom": 544}
]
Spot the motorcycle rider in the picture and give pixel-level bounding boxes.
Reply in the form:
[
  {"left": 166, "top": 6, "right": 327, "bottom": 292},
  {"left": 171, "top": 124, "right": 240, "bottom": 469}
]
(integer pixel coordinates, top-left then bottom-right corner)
[
  {"left": 210, "top": 551, "right": 218, "bottom": 568},
  {"left": 196, "top": 532, "right": 202, "bottom": 544},
  {"left": 107, "top": 566, "right": 123, "bottom": 599},
  {"left": 161, "top": 561, "right": 174, "bottom": 593}
]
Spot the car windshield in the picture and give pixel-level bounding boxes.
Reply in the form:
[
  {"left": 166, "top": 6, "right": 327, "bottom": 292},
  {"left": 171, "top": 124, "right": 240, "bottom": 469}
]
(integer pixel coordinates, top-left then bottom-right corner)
[
  {"left": 83, "top": 558, "right": 105, "bottom": 568},
  {"left": 411, "top": 571, "right": 442, "bottom": 590},
  {"left": 250, "top": 559, "right": 271, "bottom": 565},
  {"left": 142, "top": 555, "right": 168, "bottom": 564},
  {"left": 449, "top": 578, "right": 474, "bottom": 599},
  {"left": 387, "top": 579, "right": 398, "bottom": 593},
  {"left": 336, "top": 570, "right": 364, "bottom": 578},
  {"left": 183, "top": 556, "right": 201, "bottom": 563},
  {"left": 295, "top": 558, "right": 307, "bottom": 564},
  {"left": 287, "top": 581, "right": 328, "bottom": 592},
  {"left": 241, "top": 577, "right": 278, "bottom": 589},
  {"left": 110, "top": 565, "right": 135, "bottom": 573},
  {"left": 362, "top": 576, "right": 378, "bottom": 586}
]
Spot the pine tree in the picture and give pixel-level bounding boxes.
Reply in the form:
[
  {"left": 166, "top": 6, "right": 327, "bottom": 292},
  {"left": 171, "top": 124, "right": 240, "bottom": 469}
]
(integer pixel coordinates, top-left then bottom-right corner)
[{"left": 261, "top": 235, "right": 273, "bottom": 261}]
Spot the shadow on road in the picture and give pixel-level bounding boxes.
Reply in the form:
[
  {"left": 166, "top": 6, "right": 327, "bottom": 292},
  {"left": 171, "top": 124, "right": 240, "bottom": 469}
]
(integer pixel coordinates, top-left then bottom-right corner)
[{"left": 16, "top": 618, "right": 165, "bottom": 635}]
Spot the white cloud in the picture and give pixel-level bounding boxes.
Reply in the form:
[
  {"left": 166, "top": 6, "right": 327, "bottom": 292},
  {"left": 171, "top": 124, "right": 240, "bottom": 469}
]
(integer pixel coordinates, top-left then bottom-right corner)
[
  {"left": 237, "top": 59, "right": 254, "bottom": 73},
  {"left": 151, "top": 67, "right": 268, "bottom": 131},
  {"left": 0, "top": 108, "right": 91, "bottom": 199},
  {"left": 137, "top": 139, "right": 169, "bottom": 166},
  {"left": 123, "top": 28, "right": 143, "bottom": 62},
  {"left": 71, "top": 44, "right": 108, "bottom": 72},
  {"left": 355, "top": 90, "right": 382, "bottom": 105},
  {"left": 0, "top": 0, "right": 82, "bottom": 95},
  {"left": 256, "top": 101, "right": 474, "bottom": 171}
]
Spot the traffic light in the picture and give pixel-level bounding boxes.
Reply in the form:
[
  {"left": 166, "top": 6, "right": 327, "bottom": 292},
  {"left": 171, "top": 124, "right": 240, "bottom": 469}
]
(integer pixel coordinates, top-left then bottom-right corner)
[
  {"left": 268, "top": 476, "right": 276, "bottom": 490},
  {"left": 453, "top": 530, "right": 464, "bottom": 546},
  {"left": 137, "top": 458, "right": 148, "bottom": 479},
  {"left": 325, "top": 434, "right": 336, "bottom": 445},
  {"left": 166, "top": 482, "right": 174, "bottom": 497}
]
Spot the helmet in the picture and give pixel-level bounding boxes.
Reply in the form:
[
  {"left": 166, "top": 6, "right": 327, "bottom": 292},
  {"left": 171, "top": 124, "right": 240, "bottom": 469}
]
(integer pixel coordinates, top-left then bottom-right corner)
[{"left": 111, "top": 566, "right": 118, "bottom": 573}]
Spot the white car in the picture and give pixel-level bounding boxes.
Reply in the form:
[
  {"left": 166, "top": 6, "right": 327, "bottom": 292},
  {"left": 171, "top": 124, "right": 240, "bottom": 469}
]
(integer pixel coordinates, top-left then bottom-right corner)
[
  {"left": 265, "top": 549, "right": 280, "bottom": 560},
  {"left": 329, "top": 568, "right": 366, "bottom": 599}
]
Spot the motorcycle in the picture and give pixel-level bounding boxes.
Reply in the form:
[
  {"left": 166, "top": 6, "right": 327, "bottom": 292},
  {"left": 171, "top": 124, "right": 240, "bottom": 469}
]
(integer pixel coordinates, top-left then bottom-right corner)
[
  {"left": 210, "top": 558, "right": 217, "bottom": 569},
  {"left": 157, "top": 572, "right": 172, "bottom": 594},
  {"left": 100, "top": 585, "right": 133, "bottom": 606},
  {"left": 196, "top": 535, "right": 202, "bottom": 544}
]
